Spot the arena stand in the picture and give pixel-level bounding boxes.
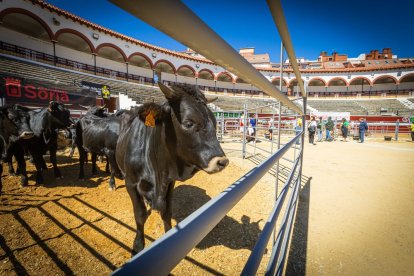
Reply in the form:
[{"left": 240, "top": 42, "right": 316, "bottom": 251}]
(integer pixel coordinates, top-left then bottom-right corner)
[{"left": 0, "top": 54, "right": 166, "bottom": 111}]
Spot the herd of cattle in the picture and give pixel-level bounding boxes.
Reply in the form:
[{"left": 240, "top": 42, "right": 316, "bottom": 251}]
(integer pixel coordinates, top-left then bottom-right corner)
[{"left": 0, "top": 82, "right": 229, "bottom": 254}]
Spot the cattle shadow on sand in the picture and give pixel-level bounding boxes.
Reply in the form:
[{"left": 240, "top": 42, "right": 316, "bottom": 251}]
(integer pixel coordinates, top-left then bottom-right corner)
[
  {"left": 173, "top": 185, "right": 262, "bottom": 250},
  {"left": 15, "top": 153, "right": 113, "bottom": 189},
  {"left": 0, "top": 189, "right": 224, "bottom": 275}
]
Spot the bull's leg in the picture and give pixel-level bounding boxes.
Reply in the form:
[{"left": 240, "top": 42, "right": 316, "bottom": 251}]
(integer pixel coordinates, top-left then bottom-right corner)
[
  {"left": 14, "top": 149, "right": 28, "bottom": 187},
  {"left": 30, "top": 152, "right": 44, "bottom": 185},
  {"left": 7, "top": 161, "right": 15, "bottom": 175},
  {"left": 49, "top": 145, "right": 62, "bottom": 179},
  {"left": 6, "top": 152, "right": 15, "bottom": 175},
  {"left": 105, "top": 151, "right": 117, "bottom": 191},
  {"left": 160, "top": 181, "right": 176, "bottom": 232},
  {"left": 69, "top": 142, "right": 76, "bottom": 158},
  {"left": 108, "top": 170, "right": 116, "bottom": 191},
  {"left": 0, "top": 162, "right": 3, "bottom": 195},
  {"left": 105, "top": 157, "right": 110, "bottom": 173},
  {"left": 91, "top": 153, "right": 97, "bottom": 175},
  {"left": 126, "top": 179, "right": 148, "bottom": 255},
  {"left": 78, "top": 145, "right": 86, "bottom": 179},
  {"left": 40, "top": 156, "right": 47, "bottom": 170}
]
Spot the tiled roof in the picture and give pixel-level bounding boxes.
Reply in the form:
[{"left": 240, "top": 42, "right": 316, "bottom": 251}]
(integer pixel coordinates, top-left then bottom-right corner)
[
  {"left": 29, "top": 1, "right": 414, "bottom": 74},
  {"left": 31, "top": 0, "right": 215, "bottom": 64}
]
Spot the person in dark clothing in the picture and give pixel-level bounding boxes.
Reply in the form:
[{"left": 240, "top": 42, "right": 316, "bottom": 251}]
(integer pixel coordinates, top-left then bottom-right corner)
[
  {"left": 341, "top": 118, "right": 349, "bottom": 142},
  {"left": 358, "top": 118, "right": 368, "bottom": 143},
  {"left": 325, "top": 117, "right": 334, "bottom": 141}
]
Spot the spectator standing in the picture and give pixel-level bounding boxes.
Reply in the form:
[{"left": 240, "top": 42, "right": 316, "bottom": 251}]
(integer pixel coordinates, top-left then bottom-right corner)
[
  {"left": 268, "top": 117, "right": 274, "bottom": 140},
  {"left": 249, "top": 115, "right": 257, "bottom": 137},
  {"left": 317, "top": 117, "right": 323, "bottom": 142},
  {"left": 239, "top": 114, "right": 245, "bottom": 139},
  {"left": 410, "top": 120, "right": 414, "bottom": 142},
  {"left": 325, "top": 117, "right": 334, "bottom": 141},
  {"left": 358, "top": 118, "right": 369, "bottom": 143},
  {"left": 308, "top": 117, "right": 317, "bottom": 145},
  {"left": 341, "top": 118, "right": 350, "bottom": 142},
  {"left": 295, "top": 117, "right": 302, "bottom": 144}
]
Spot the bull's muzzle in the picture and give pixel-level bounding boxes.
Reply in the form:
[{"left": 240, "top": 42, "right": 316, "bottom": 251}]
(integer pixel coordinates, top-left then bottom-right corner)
[
  {"left": 20, "top": 131, "right": 34, "bottom": 139},
  {"left": 204, "top": 156, "right": 229, "bottom": 173}
]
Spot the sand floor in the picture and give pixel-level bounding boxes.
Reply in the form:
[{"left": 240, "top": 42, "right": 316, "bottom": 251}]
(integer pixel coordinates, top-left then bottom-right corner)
[{"left": 0, "top": 134, "right": 413, "bottom": 275}]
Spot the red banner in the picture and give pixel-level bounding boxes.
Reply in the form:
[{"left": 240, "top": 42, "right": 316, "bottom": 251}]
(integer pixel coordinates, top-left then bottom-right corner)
[{"left": 0, "top": 74, "right": 96, "bottom": 107}]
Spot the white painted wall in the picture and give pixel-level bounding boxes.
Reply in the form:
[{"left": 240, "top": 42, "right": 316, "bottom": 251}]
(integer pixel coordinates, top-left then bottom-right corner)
[
  {"left": 55, "top": 44, "right": 94, "bottom": 66},
  {"left": 0, "top": 27, "right": 54, "bottom": 55},
  {"left": 96, "top": 56, "right": 126, "bottom": 72},
  {"left": 128, "top": 65, "right": 153, "bottom": 78}
]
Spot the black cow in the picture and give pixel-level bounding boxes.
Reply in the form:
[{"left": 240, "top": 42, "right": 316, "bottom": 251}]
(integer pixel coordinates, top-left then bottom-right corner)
[
  {"left": 116, "top": 82, "right": 229, "bottom": 254},
  {"left": 76, "top": 114, "right": 122, "bottom": 190},
  {"left": 0, "top": 106, "right": 34, "bottom": 193},
  {"left": 24, "top": 101, "right": 73, "bottom": 184}
]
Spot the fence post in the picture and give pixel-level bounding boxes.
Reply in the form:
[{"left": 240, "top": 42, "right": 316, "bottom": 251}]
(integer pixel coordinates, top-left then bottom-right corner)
[
  {"left": 242, "top": 103, "right": 247, "bottom": 159},
  {"left": 221, "top": 112, "right": 225, "bottom": 141},
  {"left": 395, "top": 120, "right": 399, "bottom": 141}
]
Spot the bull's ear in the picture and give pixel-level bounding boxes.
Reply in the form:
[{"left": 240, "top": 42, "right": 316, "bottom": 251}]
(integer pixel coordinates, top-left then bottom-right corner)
[
  {"left": 137, "top": 103, "right": 163, "bottom": 127},
  {"left": 158, "top": 82, "right": 179, "bottom": 101},
  {"left": 48, "top": 101, "right": 57, "bottom": 111},
  {"left": 206, "top": 96, "right": 218, "bottom": 104}
]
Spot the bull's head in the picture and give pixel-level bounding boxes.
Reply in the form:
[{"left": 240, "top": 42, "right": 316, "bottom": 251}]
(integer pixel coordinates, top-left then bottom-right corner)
[
  {"left": 48, "top": 101, "right": 73, "bottom": 128},
  {"left": 5, "top": 107, "right": 34, "bottom": 140},
  {"left": 142, "top": 82, "right": 229, "bottom": 173}
]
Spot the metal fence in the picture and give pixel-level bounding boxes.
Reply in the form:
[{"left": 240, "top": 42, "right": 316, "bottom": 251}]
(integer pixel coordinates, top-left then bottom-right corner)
[{"left": 110, "top": 0, "right": 306, "bottom": 275}]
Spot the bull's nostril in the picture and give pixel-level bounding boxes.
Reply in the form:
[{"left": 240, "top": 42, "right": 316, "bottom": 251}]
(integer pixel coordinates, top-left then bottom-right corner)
[{"left": 217, "top": 157, "right": 229, "bottom": 169}]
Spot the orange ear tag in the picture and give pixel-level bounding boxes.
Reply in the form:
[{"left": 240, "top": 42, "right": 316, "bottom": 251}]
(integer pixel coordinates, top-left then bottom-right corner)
[{"left": 145, "top": 111, "right": 156, "bottom": 127}]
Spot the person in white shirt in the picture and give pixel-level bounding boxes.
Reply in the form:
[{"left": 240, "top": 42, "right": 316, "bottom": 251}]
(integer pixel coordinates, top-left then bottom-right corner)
[{"left": 308, "top": 117, "right": 317, "bottom": 145}]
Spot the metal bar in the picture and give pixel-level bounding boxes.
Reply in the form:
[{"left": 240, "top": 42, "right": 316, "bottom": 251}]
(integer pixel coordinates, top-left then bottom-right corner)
[
  {"left": 111, "top": 133, "right": 302, "bottom": 276},
  {"left": 266, "top": 0, "right": 305, "bottom": 98},
  {"left": 242, "top": 104, "right": 247, "bottom": 158},
  {"left": 242, "top": 153, "right": 301, "bottom": 276},
  {"left": 265, "top": 164, "right": 301, "bottom": 276},
  {"left": 110, "top": 0, "right": 303, "bottom": 114},
  {"left": 275, "top": 174, "right": 301, "bottom": 276}
]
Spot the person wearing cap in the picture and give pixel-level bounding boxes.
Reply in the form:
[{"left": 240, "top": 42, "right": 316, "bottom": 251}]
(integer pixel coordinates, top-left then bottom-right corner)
[{"left": 358, "top": 118, "right": 368, "bottom": 143}]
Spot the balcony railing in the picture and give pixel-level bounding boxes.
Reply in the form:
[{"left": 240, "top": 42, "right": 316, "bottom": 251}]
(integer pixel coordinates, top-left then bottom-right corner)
[{"left": 1, "top": 41, "right": 413, "bottom": 99}]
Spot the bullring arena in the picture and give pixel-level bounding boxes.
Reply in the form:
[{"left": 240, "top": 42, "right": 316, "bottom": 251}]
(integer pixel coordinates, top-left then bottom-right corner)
[{"left": 1, "top": 0, "right": 414, "bottom": 275}]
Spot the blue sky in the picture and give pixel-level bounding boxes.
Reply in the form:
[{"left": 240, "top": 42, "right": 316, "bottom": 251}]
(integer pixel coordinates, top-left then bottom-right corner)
[{"left": 47, "top": 0, "right": 414, "bottom": 63}]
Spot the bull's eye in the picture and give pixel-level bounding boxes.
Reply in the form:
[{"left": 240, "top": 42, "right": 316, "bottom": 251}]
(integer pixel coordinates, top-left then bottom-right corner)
[{"left": 183, "top": 120, "right": 194, "bottom": 129}]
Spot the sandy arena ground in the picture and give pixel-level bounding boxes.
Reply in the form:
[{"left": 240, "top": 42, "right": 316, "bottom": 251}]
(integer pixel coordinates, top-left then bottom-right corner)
[{"left": 0, "top": 134, "right": 413, "bottom": 275}]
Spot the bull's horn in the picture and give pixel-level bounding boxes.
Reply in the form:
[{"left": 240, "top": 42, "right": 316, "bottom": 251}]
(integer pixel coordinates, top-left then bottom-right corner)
[
  {"left": 79, "top": 104, "right": 90, "bottom": 109},
  {"left": 206, "top": 96, "right": 218, "bottom": 104}
]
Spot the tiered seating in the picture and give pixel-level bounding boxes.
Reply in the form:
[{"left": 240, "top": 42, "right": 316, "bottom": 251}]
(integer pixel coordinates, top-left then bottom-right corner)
[
  {"left": 0, "top": 55, "right": 165, "bottom": 104},
  {"left": 356, "top": 99, "right": 411, "bottom": 116},
  {"left": 210, "top": 94, "right": 303, "bottom": 114},
  {"left": 307, "top": 100, "right": 366, "bottom": 115},
  {"left": 307, "top": 99, "right": 412, "bottom": 116}
]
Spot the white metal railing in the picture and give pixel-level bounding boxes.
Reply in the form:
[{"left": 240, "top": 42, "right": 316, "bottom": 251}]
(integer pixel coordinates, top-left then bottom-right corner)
[{"left": 109, "top": 0, "right": 307, "bottom": 274}]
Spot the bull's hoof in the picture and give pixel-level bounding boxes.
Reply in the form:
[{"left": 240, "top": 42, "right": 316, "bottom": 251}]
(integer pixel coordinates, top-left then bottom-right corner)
[
  {"left": 20, "top": 178, "right": 28, "bottom": 187},
  {"left": 108, "top": 186, "right": 116, "bottom": 191}
]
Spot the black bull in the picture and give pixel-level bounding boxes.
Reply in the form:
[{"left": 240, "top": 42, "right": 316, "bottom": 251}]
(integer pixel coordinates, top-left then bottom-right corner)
[
  {"left": 116, "top": 82, "right": 229, "bottom": 254},
  {"left": 0, "top": 106, "right": 34, "bottom": 194}
]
